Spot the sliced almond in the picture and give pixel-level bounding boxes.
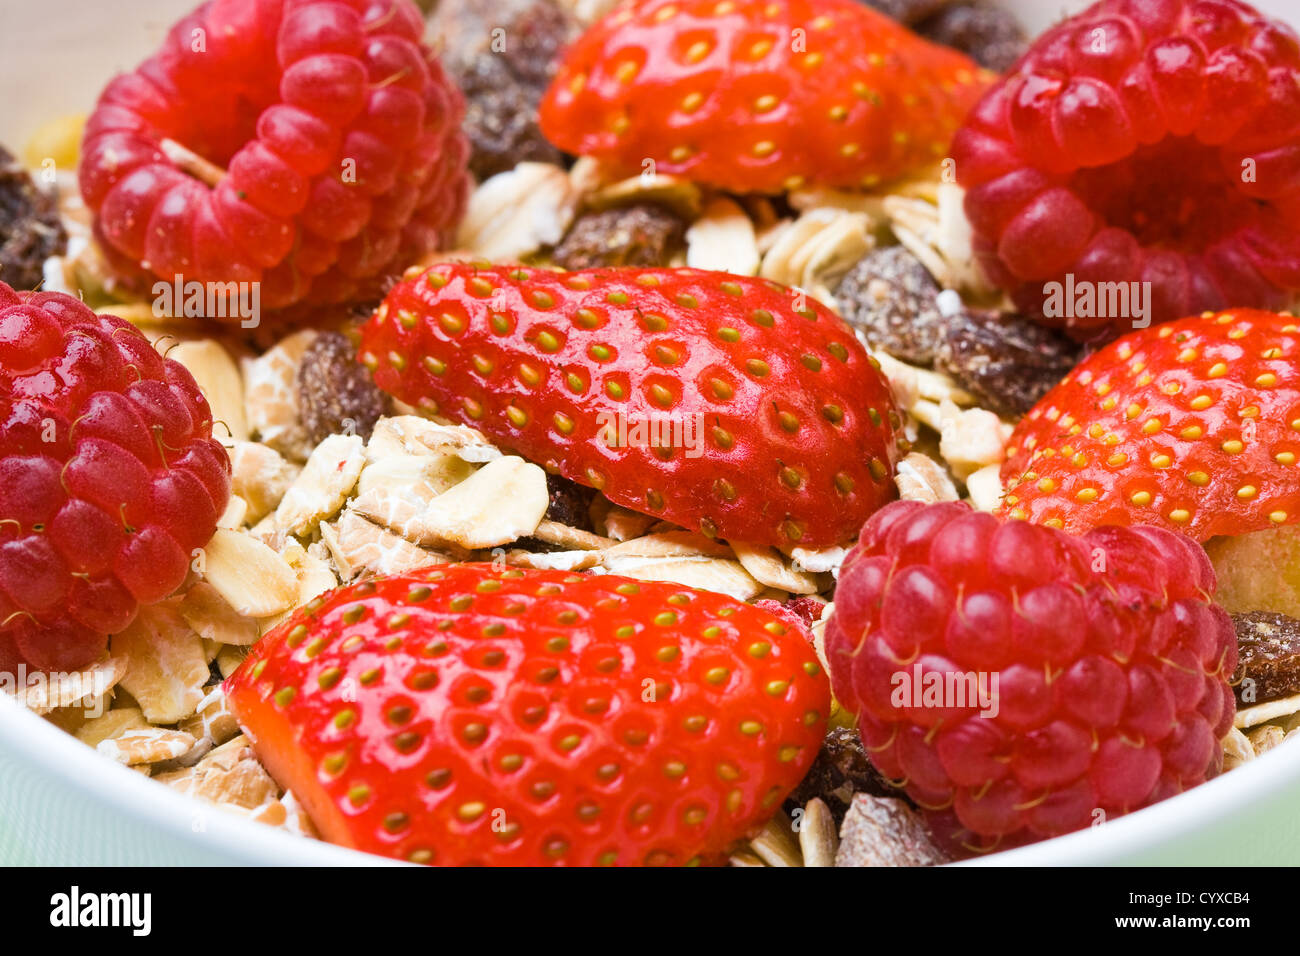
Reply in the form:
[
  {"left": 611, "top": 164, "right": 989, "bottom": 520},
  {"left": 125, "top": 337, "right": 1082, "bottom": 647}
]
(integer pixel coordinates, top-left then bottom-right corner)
[
  {"left": 402, "top": 456, "right": 548, "bottom": 550},
  {"left": 110, "top": 601, "right": 210, "bottom": 724},
  {"left": 273, "top": 432, "right": 365, "bottom": 536},
  {"left": 686, "top": 197, "right": 760, "bottom": 276},
  {"left": 731, "top": 541, "right": 820, "bottom": 594},
  {"left": 1235, "top": 691, "right": 1300, "bottom": 729},
  {"left": 217, "top": 495, "right": 248, "bottom": 529},
  {"left": 459, "top": 162, "right": 579, "bottom": 260},
  {"left": 352, "top": 452, "right": 468, "bottom": 531},
  {"left": 201, "top": 528, "right": 298, "bottom": 617},
  {"left": 229, "top": 440, "right": 301, "bottom": 523},
  {"left": 179, "top": 686, "right": 240, "bottom": 751},
  {"left": 505, "top": 549, "right": 603, "bottom": 572},
  {"left": 799, "top": 798, "right": 839, "bottom": 868},
  {"left": 179, "top": 581, "right": 261, "bottom": 647},
  {"left": 749, "top": 813, "right": 802, "bottom": 867},
  {"left": 242, "top": 329, "right": 317, "bottom": 460},
  {"left": 938, "top": 400, "right": 1010, "bottom": 481},
  {"left": 788, "top": 545, "right": 850, "bottom": 576},
  {"left": 366, "top": 415, "right": 500, "bottom": 463},
  {"left": 215, "top": 644, "right": 248, "bottom": 680},
  {"left": 167, "top": 339, "right": 248, "bottom": 443},
  {"left": 98, "top": 727, "right": 197, "bottom": 766}
]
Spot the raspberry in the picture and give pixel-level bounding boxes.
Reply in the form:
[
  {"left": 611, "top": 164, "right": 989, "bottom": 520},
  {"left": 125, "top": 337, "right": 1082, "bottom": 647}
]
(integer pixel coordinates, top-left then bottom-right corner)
[
  {"left": 0, "top": 282, "right": 231, "bottom": 674},
  {"left": 952, "top": 0, "right": 1300, "bottom": 339},
  {"left": 825, "top": 500, "right": 1236, "bottom": 854},
  {"left": 80, "top": 0, "right": 472, "bottom": 315}
]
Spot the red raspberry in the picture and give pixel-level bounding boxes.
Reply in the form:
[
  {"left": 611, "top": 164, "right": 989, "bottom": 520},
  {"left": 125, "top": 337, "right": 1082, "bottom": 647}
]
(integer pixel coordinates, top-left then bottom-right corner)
[
  {"left": 953, "top": 0, "right": 1300, "bottom": 339},
  {"left": 79, "top": 0, "right": 472, "bottom": 314},
  {"left": 0, "top": 282, "right": 231, "bottom": 674},
  {"left": 825, "top": 500, "right": 1237, "bottom": 854}
]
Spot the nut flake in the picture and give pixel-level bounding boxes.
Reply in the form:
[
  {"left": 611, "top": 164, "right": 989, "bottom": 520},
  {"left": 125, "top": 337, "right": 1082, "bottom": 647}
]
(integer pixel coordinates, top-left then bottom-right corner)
[
  {"left": 686, "top": 197, "right": 761, "bottom": 276},
  {"left": 179, "top": 581, "right": 261, "bottom": 647},
  {"left": 201, "top": 528, "right": 299, "bottom": 617},
  {"left": 166, "top": 339, "right": 248, "bottom": 444},
  {"left": 75, "top": 707, "right": 150, "bottom": 749},
  {"left": 747, "top": 813, "right": 803, "bottom": 867},
  {"left": 273, "top": 433, "right": 366, "bottom": 536},
  {"left": 399, "top": 456, "right": 549, "bottom": 550},
  {"left": 458, "top": 162, "right": 579, "bottom": 261},
  {"left": 964, "top": 463, "right": 1005, "bottom": 512},
  {"left": 937, "top": 399, "right": 1009, "bottom": 481},
  {"left": 798, "top": 798, "right": 840, "bottom": 868},
  {"left": 760, "top": 206, "right": 874, "bottom": 310},
  {"left": 110, "top": 602, "right": 210, "bottom": 724},
  {"left": 8, "top": 654, "right": 126, "bottom": 715},
  {"left": 730, "top": 541, "right": 821, "bottom": 594}
]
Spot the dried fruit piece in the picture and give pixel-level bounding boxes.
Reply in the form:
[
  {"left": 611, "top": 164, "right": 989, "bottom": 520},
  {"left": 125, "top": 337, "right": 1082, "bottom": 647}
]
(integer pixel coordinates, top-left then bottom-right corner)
[
  {"left": 430, "top": 0, "right": 581, "bottom": 180},
  {"left": 784, "top": 725, "right": 901, "bottom": 824},
  {"left": 296, "top": 332, "right": 388, "bottom": 445},
  {"left": 1208, "top": 525, "right": 1300, "bottom": 618},
  {"left": 834, "top": 793, "right": 949, "bottom": 867},
  {"left": 0, "top": 146, "right": 66, "bottom": 290},
  {"left": 934, "top": 307, "right": 1078, "bottom": 418},
  {"left": 916, "top": 2, "right": 1028, "bottom": 72},
  {"left": 551, "top": 203, "right": 686, "bottom": 270},
  {"left": 1232, "top": 611, "right": 1300, "bottom": 707},
  {"left": 835, "top": 246, "right": 947, "bottom": 365},
  {"left": 542, "top": 471, "right": 595, "bottom": 531}
]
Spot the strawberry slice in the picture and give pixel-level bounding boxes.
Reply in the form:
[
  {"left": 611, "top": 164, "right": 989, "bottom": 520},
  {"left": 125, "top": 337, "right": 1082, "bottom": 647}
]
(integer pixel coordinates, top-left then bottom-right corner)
[
  {"left": 224, "top": 564, "right": 830, "bottom": 866},
  {"left": 1001, "top": 308, "right": 1300, "bottom": 540},
  {"left": 359, "top": 263, "right": 901, "bottom": 550},
  {"left": 538, "top": 0, "right": 988, "bottom": 193}
]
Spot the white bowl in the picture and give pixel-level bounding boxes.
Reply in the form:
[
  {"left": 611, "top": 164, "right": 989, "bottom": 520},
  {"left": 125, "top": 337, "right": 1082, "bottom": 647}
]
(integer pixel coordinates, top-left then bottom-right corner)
[{"left": 2, "top": 0, "right": 1299, "bottom": 866}]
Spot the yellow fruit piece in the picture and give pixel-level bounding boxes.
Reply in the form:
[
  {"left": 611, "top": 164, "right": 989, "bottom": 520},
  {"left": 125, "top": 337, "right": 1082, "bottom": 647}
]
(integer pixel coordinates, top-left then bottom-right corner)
[
  {"left": 23, "top": 113, "right": 87, "bottom": 172},
  {"left": 1205, "top": 524, "right": 1300, "bottom": 617}
]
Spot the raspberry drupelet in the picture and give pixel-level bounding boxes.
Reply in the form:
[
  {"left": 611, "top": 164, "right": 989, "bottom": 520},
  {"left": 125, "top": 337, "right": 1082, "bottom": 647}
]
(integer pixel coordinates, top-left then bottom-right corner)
[
  {"left": 0, "top": 283, "right": 231, "bottom": 673},
  {"left": 79, "top": 0, "right": 472, "bottom": 314},
  {"left": 953, "top": 0, "right": 1300, "bottom": 340},
  {"left": 825, "top": 500, "right": 1237, "bottom": 855}
]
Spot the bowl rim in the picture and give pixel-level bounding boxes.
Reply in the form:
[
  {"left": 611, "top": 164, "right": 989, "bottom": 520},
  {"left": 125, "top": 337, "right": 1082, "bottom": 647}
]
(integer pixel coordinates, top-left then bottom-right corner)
[{"left": 4, "top": 689, "right": 1298, "bottom": 866}]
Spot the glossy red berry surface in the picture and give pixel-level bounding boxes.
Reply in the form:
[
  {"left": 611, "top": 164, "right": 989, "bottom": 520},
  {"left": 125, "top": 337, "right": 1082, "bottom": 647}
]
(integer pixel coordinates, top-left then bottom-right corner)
[
  {"left": 953, "top": 0, "right": 1300, "bottom": 339},
  {"left": 0, "top": 283, "right": 231, "bottom": 673},
  {"left": 826, "top": 500, "right": 1237, "bottom": 853},
  {"left": 226, "top": 564, "right": 830, "bottom": 866},
  {"left": 79, "top": 0, "right": 471, "bottom": 313}
]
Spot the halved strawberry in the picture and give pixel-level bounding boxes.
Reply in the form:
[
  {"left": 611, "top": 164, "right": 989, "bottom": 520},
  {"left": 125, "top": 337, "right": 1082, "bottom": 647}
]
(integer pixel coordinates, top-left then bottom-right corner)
[
  {"left": 224, "top": 564, "right": 829, "bottom": 866},
  {"left": 1001, "top": 308, "right": 1300, "bottom": 540},
  {"left": 359, "top": 263, "right": 901, "bottom": 550},
  {"left": 538, "top": 0, "right": 988, "bottom": 194}
]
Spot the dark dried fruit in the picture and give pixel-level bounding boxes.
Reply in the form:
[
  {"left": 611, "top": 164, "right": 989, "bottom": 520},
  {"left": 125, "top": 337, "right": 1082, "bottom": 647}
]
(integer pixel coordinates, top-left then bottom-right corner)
[
  {"left": 429, "top": 0, "right": 580, "bottom": 181},
  {"left": 297, "top": 331, "right": 388, "bottom": 444},
  {"left": 917, "top": 2, "right": 1028, "bottom": 73},
  {"left": 857, "top": 0, "right": 952, "bottom": 26},
  {"left": 785, "top": 725, "right": 902, "bottom": 826},
  {"left": 835, "top": 245, "right": 947, "bottom": 365},
  {"left": 0, "top": 146, "right": 66, "bottom": 291},
  {"left": 543, "top": 471, "right": 595, "bottom": 531},
  {"left": 1231, "top": 611, "right": 1300, "bottom": 707},
  {"left": 834, "top": 793, "right": 950, "bottom": 867},
  {"left": 550, "top": 203, "right": 687, "bottom": 271},
  {"left": 935, "top": 308, "right": 1079, "bottom": 418}
]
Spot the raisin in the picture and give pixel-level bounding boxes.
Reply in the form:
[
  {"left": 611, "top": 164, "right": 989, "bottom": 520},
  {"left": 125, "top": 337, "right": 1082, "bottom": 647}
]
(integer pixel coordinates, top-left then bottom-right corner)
[
  {"left": 296, "top": 331, "right": 388, "bottom": 444},
  {"left": 1231, "top": 611, "right": 1300, "bottom": 707},
  {"left": 917, "top": 2, "right": 1029, "bottom": 73},
  {"left": 784, "top": 726, "right": 906, "bottom": 827},
  {"left": 935, "top": 308, "right": 1079, "bottom": 418},
  {"left": 0, "top": 146, "right": 65, "bottom": 291},
  {"left": 835, "top": 245, "right": 947, "bottom": 365},
  {"left": 543, "top": 472, "right": 595, "bottom": 531},
  {"left": 857, "top": 0, "right": 952, "bottom": 26},
  {"left": 551, "top": 203, "right": 687, "bottom": 271},
  {"left": 429, "top": 0, "right": 580, "bottom": 181}
]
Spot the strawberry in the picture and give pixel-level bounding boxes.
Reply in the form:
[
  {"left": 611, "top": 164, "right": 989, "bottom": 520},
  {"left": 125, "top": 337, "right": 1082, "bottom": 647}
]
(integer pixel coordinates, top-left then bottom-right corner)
[
  {"left": 224, "top": 564, "right": 830, "bottom": 866},
  {"left": 537, "top": 0, "right": 989, "bottom": 194},
  {"left": 1001, "top": 308, "right": 1300, "bottom": 541},
  {"left": 359, "top": 263, "right": 901, "bottom": 550}
]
